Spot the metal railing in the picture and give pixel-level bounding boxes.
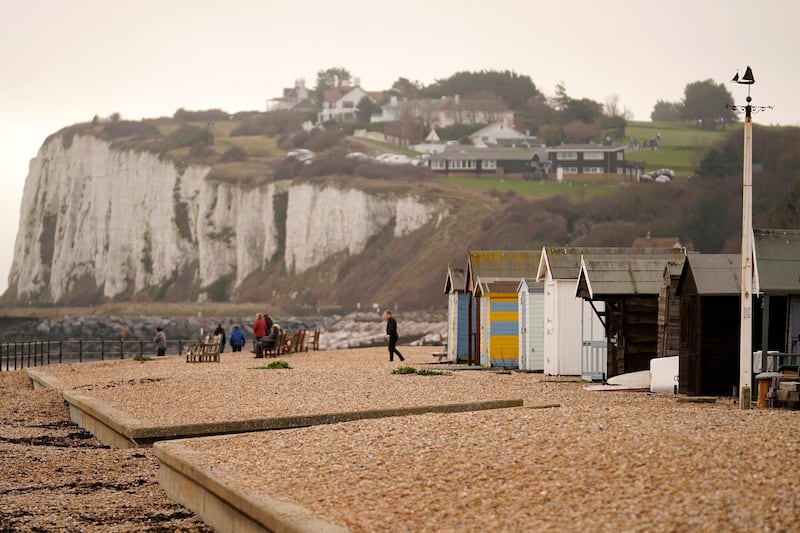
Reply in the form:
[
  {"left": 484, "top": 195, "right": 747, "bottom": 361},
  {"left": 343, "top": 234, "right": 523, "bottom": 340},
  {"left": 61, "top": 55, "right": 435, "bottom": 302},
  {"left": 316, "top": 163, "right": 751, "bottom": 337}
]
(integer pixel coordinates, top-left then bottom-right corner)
[{"left": 0, "top": 339, "right": 197, "bottom": 371}]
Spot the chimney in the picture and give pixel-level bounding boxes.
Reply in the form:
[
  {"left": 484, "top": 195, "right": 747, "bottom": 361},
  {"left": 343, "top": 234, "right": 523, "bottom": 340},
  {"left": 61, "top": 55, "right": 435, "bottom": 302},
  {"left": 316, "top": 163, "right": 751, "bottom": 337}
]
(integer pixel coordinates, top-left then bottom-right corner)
[
  {"left": 454, "top": 94, "right": 460, "bottom": 105},
  {"left": 353, "top": 76, "right": 361, "bottom": 87}
]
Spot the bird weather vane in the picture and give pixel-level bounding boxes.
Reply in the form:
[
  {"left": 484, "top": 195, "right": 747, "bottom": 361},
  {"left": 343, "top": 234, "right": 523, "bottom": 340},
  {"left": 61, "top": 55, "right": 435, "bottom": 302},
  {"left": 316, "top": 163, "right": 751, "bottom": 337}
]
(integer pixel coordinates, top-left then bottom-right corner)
[{"left": 727, "top": 66, "right": 774, "bottom": 116}]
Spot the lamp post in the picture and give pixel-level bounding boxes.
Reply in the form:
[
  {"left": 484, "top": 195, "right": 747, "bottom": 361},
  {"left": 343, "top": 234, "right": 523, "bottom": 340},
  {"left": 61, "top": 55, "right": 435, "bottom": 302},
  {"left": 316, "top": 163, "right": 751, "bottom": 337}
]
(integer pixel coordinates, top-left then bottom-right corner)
[{"left": 728, "top": 66, "right": 772, "bottom": 409}]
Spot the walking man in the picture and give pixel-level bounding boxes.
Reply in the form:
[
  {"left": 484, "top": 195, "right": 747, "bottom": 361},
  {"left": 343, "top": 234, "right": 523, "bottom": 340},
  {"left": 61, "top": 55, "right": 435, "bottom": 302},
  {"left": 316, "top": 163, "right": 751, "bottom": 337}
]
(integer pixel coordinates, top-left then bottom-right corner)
[
  {"left": 153, "top": 327, "right": 167, "bottom": 357},
  {"left": 383, "top": 309, "right": 405, "bottom": 362}
]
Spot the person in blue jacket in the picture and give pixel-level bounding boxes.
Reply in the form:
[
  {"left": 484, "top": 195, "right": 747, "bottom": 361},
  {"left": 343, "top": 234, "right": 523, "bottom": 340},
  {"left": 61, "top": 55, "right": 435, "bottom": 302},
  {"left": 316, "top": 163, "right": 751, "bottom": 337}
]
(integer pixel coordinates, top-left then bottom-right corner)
[{"left": 229, "top": 325, "right": 246, "bottom": 352}]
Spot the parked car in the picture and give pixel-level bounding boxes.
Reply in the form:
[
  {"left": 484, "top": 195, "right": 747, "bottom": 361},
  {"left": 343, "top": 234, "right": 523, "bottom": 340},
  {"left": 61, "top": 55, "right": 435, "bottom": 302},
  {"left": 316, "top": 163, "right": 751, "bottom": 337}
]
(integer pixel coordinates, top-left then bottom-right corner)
[
  {"left": 655, "top": 175, "right": 671, "bottom": 183},
  {"left": 346, "top": 151, "right": 370, "bottom": 161},
  {"left": 640, "top": 173, "right": 654, "bottom": 182},
  {"left": 287, "top": 148, "right": 314, "bottom": 163}
]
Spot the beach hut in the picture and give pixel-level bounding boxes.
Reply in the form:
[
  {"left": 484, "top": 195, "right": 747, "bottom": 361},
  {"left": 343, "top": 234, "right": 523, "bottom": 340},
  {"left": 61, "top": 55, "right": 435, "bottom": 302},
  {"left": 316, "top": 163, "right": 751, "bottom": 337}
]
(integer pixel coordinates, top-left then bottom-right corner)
[
  {"left": 753, "top": 229, "right": 800, "bottom": 366},
  {"left": 517, "top": 278, "right": 544, "bottom": 371},
  {"left": 466, "top": 251, "right": 541, "bottom": 367},
  {"left": 443, "top": 265, "right": 470, "bottom": 362},
  {"left": 675, "top": 254, "right": 741, "bottom": 396},
  {"left": 576, "top": 250, "right": 685, "bottom": 378}
]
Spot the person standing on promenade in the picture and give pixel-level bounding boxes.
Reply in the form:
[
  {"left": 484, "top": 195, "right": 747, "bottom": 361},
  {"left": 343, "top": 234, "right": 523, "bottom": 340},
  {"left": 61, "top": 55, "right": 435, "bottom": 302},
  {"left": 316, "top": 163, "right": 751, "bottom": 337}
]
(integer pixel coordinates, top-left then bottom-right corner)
[
  {"left": 253, "top": 313, "right": 267, "bottom": 357},
  {"left": 383, "top": 309, "right": 405, "bottom": 362},
  {"left": 229, "top": 325, "right": 245, "bottom": 352},
  {"left": 153, "top": 327, "right": 167, "bottom": 357},
  {"left": 213, "top": 322, "right": 226, "bottom": 353}
]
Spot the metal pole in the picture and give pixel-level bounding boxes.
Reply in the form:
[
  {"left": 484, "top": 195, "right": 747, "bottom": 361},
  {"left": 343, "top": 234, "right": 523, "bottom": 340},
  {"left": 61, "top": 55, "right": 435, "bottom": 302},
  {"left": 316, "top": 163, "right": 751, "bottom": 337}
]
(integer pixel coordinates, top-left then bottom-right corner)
[{"left": 739, "top": 100, "right": 753, "bottom": 409}]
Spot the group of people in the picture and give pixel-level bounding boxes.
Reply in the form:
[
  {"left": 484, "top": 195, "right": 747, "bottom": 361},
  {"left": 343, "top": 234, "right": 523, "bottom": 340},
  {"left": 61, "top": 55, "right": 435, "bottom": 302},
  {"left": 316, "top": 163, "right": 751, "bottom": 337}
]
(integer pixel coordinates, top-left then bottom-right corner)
[
  {"left": 152, "top": 308, "right": 407, "bottom": 362},
  {"left": 253, "top": 312, "right": 281, "bottom": 358}
]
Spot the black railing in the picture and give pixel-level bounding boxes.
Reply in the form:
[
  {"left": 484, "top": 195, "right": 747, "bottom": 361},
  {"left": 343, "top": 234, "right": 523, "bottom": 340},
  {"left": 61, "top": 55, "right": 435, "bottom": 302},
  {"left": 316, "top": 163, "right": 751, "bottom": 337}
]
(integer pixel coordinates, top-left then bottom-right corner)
[{"left": 0, "top": 339, "right": 197, "bottom": 371}]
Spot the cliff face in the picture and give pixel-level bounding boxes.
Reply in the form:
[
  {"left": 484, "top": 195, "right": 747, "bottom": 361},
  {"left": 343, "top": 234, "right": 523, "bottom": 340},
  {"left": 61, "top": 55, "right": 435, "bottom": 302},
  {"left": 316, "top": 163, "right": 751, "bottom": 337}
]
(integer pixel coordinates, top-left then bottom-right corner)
[{"left": 8, "top": 134, "right": 442, "bottom": 306}]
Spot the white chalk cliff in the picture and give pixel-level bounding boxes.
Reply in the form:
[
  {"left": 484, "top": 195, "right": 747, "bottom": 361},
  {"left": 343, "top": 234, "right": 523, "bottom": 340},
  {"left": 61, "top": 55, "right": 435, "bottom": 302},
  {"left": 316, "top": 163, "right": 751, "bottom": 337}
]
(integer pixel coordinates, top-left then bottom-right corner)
[{"left": 8, "top": 134, "right": 441, "bottom": 303}]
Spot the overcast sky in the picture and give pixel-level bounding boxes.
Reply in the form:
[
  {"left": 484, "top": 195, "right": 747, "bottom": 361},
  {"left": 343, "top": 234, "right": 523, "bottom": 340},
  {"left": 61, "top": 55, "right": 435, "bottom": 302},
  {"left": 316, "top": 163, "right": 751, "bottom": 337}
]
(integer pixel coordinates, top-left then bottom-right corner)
[{"left": 1, "top": 0, "right": 798, "bottom": 295}]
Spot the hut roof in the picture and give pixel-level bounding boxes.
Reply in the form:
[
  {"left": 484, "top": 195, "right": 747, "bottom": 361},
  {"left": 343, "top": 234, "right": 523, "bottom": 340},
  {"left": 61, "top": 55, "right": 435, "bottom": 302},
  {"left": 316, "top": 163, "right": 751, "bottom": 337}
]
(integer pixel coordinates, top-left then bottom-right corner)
[
  {"left": 676, "top": 254, "right": 741, "bottom": 296},
  {"left": 517, "top": 277, "right": 544, "bottom": 292},
  {"left": 576, "top": 254, "right": 686, "bottom": 299},
  {"left": 475, "top": 278, "right": 521, "bottom": 296},
  {"left": 754, "top": 228, "right": 800, "bottom": 294},
  {"left": 467, "top": 250, "right": 541, "bottom": 291},
  {"left": 537, "top": 247, "right": 683, "bottom": 282}
]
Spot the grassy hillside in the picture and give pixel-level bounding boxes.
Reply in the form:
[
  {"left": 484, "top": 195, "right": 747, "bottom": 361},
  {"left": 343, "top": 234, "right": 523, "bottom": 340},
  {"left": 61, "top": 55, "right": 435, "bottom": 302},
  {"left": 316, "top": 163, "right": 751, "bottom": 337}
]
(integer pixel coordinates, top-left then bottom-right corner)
[{"left": 623, "top": 120, "right": 739, "bottom": 176}]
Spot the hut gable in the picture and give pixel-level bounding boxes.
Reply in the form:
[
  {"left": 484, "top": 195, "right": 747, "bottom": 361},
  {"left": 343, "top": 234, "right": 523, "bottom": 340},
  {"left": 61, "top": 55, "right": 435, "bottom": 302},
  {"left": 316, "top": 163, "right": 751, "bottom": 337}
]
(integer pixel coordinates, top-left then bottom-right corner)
[
  {"left": 576, "top": 253, "right": 686, "bottom": 299},
  {"left": 754, "top": 228, "right": 800, "bottom": 294},
  {"left": 444, "top": 265, "right": 467, "bottom": 294},
  {"left": 676, "top": 254, "right": 741, "bottom": 296},
  {"left": 467, "top": 250, "right": 542, "bottom": 291},
  {"left": 538, "top": 247, "right": 684, "bottom": 282}
]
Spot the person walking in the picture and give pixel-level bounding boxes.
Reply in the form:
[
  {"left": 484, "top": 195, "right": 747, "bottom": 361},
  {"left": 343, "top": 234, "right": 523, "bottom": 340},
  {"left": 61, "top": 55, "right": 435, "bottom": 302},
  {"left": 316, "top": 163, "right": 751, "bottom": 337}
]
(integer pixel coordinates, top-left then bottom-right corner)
[
  {"left": 383, "top": 309, "right": 405, "bottom": 362},
  {"left": 213, "top": 322, "right": 226, "bottom": 353},
  {"left": 153, "top": 327, "right": 167, "bottom": 357},
  {"left": 229, "top": 325, "right": 246, "bottom": 352}
]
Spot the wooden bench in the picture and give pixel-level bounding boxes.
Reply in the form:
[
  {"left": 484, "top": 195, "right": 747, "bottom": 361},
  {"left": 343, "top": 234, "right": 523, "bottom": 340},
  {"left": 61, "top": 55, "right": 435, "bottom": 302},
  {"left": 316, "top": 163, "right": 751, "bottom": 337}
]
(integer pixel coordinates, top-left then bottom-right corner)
[
  {"left": 308, "top": 329, "right": 320, "bottom": 351},
  {"left": 186, "top": 335, "right": 222, "bottom": 363},
  {"left": 431, "top": 344, "right": 448, "bottom": 362},
  {"left": 263, "top": 332, "right": 286, "bottom": 357}
]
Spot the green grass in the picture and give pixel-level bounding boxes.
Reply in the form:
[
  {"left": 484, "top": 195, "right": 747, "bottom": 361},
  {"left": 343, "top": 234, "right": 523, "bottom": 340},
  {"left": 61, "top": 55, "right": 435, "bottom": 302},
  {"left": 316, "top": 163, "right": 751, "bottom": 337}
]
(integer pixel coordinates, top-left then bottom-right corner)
[
  {"left": 440, "top": 175, "right": 624, "bottom": 199},
  {"left": 391, "top": 366, "right": 449, "bottom": 376},
  {"left": 215, "top": 135, "right": 277, "bottom": 157},
  {"left": 349, "top": 136, "right": 421, "bottom": 157},
  {"left": 623, "top": 120, "right": 741, "bottom": 176},
  {"left": 133, "top": 354, "right": 153, "bottom": 362},
  {"left": 250, "top": 360, "right": 291, "bottom": 370}
]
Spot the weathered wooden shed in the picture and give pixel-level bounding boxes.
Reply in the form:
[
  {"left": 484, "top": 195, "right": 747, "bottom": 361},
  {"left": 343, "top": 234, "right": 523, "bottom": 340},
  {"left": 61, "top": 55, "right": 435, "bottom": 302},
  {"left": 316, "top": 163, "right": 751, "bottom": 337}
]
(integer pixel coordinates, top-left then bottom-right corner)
[
  {"left": 517, "top": 278, "right": 544, "bottom": 371},
  {"left": 675, "top": 254, "right": 741, "bottom": 396},
  {"left": 657, "top": 262, "right": 683, "bottom": 359},
  {"left": 443, "top": 265, "right": 470, "bottom": 363},
  {"left": 753, "top": 228, "right": 800, "bottom": 361},
  {"left": 466, "top": 251, "right": 541, "bottom": 367},
  {"left": 576, "top": 251, "right": 685, "bottom": 378}
]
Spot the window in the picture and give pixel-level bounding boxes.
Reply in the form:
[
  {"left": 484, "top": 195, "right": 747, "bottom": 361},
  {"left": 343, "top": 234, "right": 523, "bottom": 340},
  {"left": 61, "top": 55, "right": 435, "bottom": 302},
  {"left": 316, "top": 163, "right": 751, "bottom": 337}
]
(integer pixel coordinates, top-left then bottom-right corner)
[
  {"left": 617, "top": 152, "right": 624, "bottom": 160},
  {"left": 342, "top": 101, "right": 354, "bottom": 109},
  {"left": 617, "top": 168, "right": 625, "bottom": 174},
  {"left": 583, "top": 152, "right": 604, "bottom": 160},
  {"left": 482, "top": 159, "right": 497, "bottom": 170},
  {"left": 584, "top": 167, "right": 604, "bottom": 174},
  {"left": 556, "top": 151, "right": 577, "bottom": 160},
  {"left": 430, "top": 159, "right": 447, "bottom": 170},
  {"left": 561, "top": 167, "right": 578, "bottom": 173},
  {"left": 450, "top": 159, "right": 476, "bottom": 170}
]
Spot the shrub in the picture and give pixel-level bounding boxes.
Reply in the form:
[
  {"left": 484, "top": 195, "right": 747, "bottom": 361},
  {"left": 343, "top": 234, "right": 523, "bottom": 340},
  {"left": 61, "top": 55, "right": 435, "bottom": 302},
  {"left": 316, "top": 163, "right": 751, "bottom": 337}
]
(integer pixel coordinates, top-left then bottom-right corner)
[
  {"left": 173, "top": 108, "right": 230, "bottom": 122},
  {"left": 391, "top": 366, "right": 448, "bottom": 376},
  {"left": 230, "top": 111, "right": 307, "bottom": 137},
  {"left": 133, "top": 354, "right": 153, "bottom": 362},
  {"left": 250, "top": 360, "right": 291, "bottom": 370},
  {"left": 218, "top": 146, "right": 248, "bottom": 163},
  {"left": 392, "top": 366, "right": 417, "bottom": 374},
  {"left": 160, "top": 124, "right": 212, "bottom": 153},
  {"left": 102, "top": 120, "right": 152, "bottom": 139}
]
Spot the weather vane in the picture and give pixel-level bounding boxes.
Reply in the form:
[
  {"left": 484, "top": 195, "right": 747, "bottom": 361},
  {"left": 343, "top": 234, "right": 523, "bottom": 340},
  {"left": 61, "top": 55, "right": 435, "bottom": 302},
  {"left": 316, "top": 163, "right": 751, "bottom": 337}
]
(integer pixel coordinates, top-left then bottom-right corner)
[{"left": 727, "top": 66, "right": 773, "bottom": 116}]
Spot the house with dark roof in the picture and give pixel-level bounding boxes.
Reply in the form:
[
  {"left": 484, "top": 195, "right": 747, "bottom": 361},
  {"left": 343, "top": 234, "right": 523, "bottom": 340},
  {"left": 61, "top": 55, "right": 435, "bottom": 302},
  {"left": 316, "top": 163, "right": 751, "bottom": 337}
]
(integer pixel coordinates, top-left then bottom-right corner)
[
  {"left": 547, "top": 144, "right": 641, "bottom": 178},
  {"left": 427, "top": 146, "right": 549, "bottom": 176},
  {"left": 266, "top": 78, "right": 314, "bottom": 112}
]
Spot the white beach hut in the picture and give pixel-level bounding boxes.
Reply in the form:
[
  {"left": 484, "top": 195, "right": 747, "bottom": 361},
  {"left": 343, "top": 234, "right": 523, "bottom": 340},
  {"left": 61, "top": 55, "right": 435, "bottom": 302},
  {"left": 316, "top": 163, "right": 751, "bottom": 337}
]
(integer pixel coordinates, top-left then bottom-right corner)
[{"left": 517, "top": 278, "right": 544, "bottom": 371}]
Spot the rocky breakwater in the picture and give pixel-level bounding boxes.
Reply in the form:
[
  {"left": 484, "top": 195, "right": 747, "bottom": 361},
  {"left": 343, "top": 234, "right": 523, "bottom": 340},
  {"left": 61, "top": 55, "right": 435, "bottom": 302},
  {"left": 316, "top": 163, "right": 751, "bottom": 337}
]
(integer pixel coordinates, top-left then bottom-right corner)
[{"left": 0, "top": 312, "right": 446, "bottom": 351}]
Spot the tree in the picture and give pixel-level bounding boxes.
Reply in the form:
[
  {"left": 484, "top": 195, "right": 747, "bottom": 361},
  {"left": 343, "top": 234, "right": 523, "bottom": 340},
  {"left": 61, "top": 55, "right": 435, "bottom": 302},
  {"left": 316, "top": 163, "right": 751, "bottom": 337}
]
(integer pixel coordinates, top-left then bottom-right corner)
[
  {"left": 356, "top": 96, "right": 381, "bottom": 122},
  {"left": 314, "top": 67, "right": 352, "bottom": 104},
  {"left": 680, "top": 79, "right": 737, "bottom": 129},
  {"left": 390, "top": 77, "right": 421, "bottom": 99},
  {"left": 651, "top": 100, "right": 683, "bottom": 121},
  {"left": 419, "top": 70, "right": 538, "bottom": 110}
]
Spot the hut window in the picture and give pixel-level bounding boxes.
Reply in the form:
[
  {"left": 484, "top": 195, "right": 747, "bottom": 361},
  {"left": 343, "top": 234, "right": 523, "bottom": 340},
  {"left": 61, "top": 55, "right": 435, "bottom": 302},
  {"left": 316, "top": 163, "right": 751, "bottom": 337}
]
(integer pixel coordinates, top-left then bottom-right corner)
[
  {"left": 585, "top": 167, "right": 604, "bottom": 173},
  {"left": 482, "top": 159, "right": 497, "bottom": 170},
  {"left": 431, "top": 159, "right": 447, "bottom": 170},
  {"left": 583, "top": 152, "right": 604, "bottom": 160},
  {"left": 556, "top": 151, "right": 578, "bottom": 160}
]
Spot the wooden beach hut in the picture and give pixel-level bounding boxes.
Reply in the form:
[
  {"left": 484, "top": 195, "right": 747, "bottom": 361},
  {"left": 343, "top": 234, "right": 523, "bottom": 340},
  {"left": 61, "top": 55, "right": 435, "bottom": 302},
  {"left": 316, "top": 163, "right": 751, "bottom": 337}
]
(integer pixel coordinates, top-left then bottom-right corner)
[
  {"left": 443, "top": 265, "right": 470, "bottom": 363},
  {"left": 517, "top": 278, "right": 544, "bottom": 371},
  {"left": 576, "top": 250, "right": 685, "bottom": 379},
  {"left": 675, "top": 254, "right": 741, "bottom": 396},
  {"left": 466, "top": 251, "right": 542, "bottom": 367},
  {"left": 753, "top": 229, "right": 800, "bottom": 366},
  {"left": 536, "top": 247, "right": 680, "bottom": 378}
]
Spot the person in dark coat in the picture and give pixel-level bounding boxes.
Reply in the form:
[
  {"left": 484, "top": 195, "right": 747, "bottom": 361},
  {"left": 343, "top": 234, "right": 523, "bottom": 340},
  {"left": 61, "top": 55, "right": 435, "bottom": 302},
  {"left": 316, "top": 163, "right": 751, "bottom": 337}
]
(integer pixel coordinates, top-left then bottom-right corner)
[
  {"left": 213, "top": 323, "right": 226, "bottom": 353},
  {"left": 383, "top": 309, "right": 405, "bottom": 362}
]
